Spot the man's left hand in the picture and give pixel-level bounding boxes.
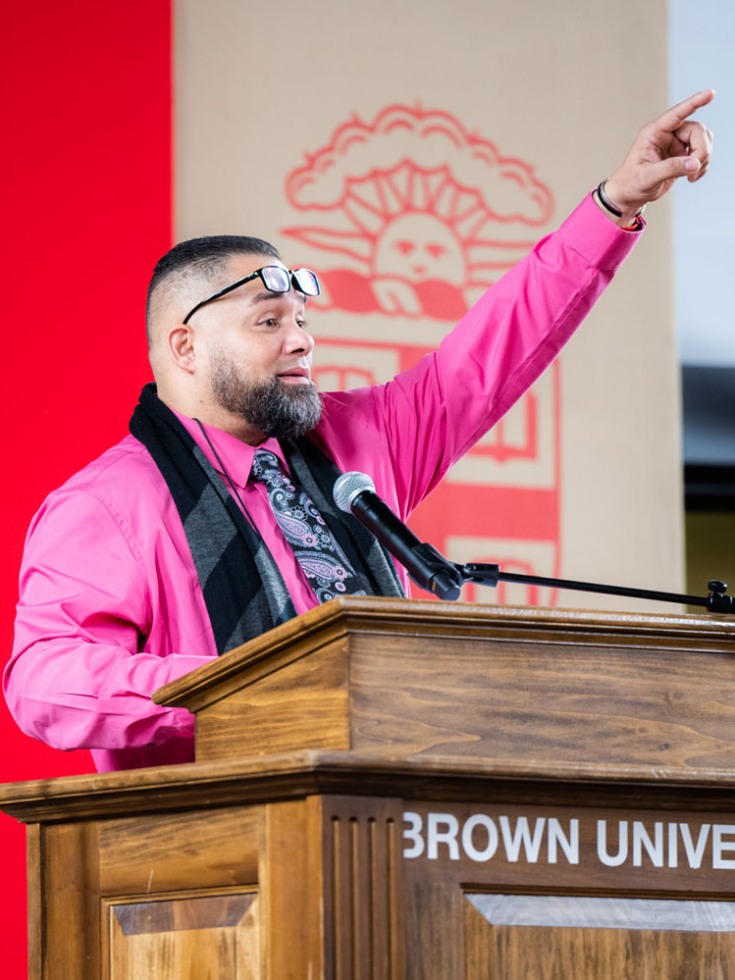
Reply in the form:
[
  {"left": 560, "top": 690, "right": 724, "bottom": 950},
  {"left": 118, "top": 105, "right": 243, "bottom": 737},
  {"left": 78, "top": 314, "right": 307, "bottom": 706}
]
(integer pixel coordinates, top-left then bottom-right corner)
[{"left": 602, "top": 89, "right": 714, "bottom": 225}]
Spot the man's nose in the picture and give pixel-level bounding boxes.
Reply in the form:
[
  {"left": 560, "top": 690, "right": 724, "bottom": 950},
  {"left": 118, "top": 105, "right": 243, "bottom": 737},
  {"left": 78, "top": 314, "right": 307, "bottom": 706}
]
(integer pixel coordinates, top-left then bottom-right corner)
[{"left": 282, "top": 318, "right": 314, "bottom": 354}]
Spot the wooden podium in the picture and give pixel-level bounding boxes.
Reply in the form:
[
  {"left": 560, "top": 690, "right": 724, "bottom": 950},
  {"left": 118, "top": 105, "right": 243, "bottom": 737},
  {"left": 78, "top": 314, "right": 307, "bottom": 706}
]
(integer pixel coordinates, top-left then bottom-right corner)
[{"left": 3, "top": 596, "right": 735, "bottom": 978}]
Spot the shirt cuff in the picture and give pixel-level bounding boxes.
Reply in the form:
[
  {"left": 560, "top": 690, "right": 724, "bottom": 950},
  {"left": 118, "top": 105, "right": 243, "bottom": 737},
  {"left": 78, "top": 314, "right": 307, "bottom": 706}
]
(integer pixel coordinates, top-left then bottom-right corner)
[{"left": 555, "top": 193, "right": 644, "bottom": 273}]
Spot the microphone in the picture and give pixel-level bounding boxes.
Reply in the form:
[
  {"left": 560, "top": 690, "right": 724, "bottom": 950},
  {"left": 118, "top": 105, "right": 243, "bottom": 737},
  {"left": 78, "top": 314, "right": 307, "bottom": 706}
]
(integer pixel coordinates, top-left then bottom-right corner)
[{"left": 333, "top": 472, "right": 463, "bottom": 600}]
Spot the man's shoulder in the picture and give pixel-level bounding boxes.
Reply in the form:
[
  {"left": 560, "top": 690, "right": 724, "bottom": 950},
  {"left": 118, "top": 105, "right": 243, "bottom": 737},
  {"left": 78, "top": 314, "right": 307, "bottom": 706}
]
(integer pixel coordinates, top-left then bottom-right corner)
[
  {"left": 59, "top": 434, "right": 161, "bottom": 492},
  {"left": 28, "top": 434, "right": 173, "bottom": 544},
  {"left": 46, "top": 434, "right": 168, "bottom": 519}
]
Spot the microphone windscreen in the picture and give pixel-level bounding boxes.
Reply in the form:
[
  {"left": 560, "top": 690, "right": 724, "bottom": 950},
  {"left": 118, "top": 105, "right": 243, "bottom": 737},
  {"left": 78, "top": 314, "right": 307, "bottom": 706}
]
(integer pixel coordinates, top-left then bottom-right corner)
[{"left": 333, "top": 471, "right": 375, "bottom": 513}]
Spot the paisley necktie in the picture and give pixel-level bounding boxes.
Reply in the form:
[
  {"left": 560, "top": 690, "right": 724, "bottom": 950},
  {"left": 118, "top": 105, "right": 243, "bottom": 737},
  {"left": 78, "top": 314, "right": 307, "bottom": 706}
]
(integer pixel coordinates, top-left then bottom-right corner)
[{"left": 251, "top": 448, "right": 366, "bottom": 602}]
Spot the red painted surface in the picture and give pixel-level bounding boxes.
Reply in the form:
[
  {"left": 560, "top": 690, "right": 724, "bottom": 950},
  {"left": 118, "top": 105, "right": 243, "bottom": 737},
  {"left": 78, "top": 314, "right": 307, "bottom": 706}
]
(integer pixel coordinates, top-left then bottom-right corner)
[{"left": 0, "top": 3, "right": 172, "bottom": 975}]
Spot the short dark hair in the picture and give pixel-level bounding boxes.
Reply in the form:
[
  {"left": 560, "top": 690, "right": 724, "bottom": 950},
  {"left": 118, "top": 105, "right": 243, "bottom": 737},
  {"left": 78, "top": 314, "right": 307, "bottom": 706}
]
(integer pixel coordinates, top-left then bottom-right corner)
[{"left": 146, "top": 234, "right": 281, "bottom": 341}]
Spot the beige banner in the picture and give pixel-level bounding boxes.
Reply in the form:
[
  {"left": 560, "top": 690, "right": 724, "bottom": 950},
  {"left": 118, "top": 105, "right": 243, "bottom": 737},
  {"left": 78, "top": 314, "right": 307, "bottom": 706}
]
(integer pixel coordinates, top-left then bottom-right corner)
[{"left": 174, "top": 0, "right": 682, "bottom": 612}]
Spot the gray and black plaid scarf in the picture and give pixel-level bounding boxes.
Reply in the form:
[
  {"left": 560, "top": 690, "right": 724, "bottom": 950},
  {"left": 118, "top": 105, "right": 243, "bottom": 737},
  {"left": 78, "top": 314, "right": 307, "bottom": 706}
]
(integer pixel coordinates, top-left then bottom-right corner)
[{"left": 130, "top": 383, "right": 404, "bottom": 654}]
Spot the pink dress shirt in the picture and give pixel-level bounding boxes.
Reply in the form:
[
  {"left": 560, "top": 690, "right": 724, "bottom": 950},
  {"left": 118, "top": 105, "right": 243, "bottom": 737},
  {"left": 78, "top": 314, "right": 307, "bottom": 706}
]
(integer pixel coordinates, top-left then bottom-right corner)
[{"left": 5, "top": 196, "right": 639, "bottom": 771}]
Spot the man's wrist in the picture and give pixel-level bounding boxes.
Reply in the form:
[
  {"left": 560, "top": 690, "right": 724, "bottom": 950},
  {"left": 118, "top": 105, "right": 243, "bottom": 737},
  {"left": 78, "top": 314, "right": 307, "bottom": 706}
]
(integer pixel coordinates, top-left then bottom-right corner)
[{"left": 593, "top": 181, "right": 645, "bottom": 230}]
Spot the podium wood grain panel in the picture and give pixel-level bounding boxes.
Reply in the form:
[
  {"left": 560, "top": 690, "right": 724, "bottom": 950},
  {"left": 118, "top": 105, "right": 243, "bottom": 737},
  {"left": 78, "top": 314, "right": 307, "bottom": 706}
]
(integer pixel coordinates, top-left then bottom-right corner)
[
  {"left": 346, "top": 637, "right": 735, "bottom": 766},
  {"left": 26, "top": 824, "right": 42, "bottom": 980},
  {"left": 195, "top": 638, "right": 352, "bottom": 761},
  {"left": 404, "top": 876, "right": 466, "bottom": 978},
  {"left": 107, "top": 893, "right": 259, "bottom": 980},
  {"left": 262, "top": 797, "right": 324, "bottom": 978},
  {"left": 322, "top": 795, "right": 405, "bottom": 979},
  {"left": 39, "top": 821, "right": 102, "bottom": 979},
  {"left": 97, "top": 806, "right": 260, "bottom": 894},
  {"left": 463, "top": 896, "right": 735, "bottom": 980}
]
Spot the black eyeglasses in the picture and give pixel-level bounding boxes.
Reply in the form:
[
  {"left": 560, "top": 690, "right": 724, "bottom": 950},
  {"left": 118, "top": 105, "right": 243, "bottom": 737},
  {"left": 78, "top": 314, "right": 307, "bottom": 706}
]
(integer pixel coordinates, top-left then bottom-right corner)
[{"left": 182, "top": 266, "right": 321, "bottom": 324}]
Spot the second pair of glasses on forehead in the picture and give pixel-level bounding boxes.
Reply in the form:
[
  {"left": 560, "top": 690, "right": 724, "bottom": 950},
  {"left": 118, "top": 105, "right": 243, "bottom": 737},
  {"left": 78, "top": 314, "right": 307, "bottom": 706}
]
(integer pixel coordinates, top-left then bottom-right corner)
[{"left": 183, "top": 266, "right": 321, "bottom": 324}]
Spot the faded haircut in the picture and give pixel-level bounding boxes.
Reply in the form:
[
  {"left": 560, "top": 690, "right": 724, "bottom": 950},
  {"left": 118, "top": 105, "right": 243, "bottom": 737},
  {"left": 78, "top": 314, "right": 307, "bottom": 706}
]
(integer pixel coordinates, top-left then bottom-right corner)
[{"left": 145, "top": 235, "right": 281, "bottom": 344}]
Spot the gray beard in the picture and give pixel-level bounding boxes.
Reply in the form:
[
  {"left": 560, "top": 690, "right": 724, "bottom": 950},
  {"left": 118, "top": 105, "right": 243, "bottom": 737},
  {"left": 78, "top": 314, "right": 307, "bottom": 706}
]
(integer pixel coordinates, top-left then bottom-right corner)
[{"left": 211, "top": 359, "right": 323, "bottom": 440}]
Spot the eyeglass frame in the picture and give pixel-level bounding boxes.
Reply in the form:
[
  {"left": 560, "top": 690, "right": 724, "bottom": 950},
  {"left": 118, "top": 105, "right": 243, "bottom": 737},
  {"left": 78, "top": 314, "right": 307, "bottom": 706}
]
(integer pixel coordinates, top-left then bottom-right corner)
[{"left": 182, "top": 266, "right": 321, "bottom": 324}]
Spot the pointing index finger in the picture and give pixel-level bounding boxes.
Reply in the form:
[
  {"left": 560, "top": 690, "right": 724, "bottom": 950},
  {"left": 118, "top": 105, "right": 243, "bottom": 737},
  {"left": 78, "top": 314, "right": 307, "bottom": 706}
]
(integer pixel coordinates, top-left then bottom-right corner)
[{"left": 655, "top": 89, "right": 715, "bottom": 134}]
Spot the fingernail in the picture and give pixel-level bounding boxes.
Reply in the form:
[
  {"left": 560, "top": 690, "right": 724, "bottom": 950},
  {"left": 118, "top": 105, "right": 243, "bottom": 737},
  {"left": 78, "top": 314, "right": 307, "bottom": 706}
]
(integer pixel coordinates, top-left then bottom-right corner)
[{"left": 684, "top": 157, "right": 700, "bottom": 172}]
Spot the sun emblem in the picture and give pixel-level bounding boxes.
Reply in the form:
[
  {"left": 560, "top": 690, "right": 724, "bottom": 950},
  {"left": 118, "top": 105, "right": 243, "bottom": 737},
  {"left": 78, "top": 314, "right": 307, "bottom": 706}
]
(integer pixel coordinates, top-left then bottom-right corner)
[{"left": 283, "top": 104, "right": 555, "bottom": 321}]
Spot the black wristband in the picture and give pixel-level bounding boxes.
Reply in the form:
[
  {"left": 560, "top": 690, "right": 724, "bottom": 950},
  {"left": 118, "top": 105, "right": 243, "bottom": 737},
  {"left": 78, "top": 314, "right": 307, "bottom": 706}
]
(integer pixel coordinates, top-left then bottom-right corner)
[
  {"left": 596, "top": 180, "right": 623, "bottom": 217},
  {"left": 596, "top": 180, "right": 645, "bottom": 220}
]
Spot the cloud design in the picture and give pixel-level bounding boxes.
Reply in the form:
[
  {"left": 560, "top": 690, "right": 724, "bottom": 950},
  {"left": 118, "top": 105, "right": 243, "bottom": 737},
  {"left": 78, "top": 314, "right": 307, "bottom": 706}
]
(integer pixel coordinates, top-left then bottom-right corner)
[{"left": 286, "top": 104, "right": 553, "bottom": 224}]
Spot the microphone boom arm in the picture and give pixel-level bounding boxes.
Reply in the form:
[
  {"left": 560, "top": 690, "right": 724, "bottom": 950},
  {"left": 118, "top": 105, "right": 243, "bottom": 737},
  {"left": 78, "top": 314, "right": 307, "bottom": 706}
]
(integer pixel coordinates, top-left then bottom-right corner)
[{"left": 458, "top": 563, "right": 735, "bottom": 614}]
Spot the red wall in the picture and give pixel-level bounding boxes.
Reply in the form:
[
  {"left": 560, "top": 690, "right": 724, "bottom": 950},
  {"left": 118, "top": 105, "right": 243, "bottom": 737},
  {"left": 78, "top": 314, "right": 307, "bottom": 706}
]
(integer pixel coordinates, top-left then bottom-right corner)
[{"left": 0, "top": 3, "right": 171, "bottom": 975}]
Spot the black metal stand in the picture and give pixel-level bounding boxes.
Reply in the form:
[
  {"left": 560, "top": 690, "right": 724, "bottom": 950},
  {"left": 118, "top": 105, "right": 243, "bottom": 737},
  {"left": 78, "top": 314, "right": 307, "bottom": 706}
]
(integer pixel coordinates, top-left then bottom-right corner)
[
  {"left": 412, "top": 541, "right": 734, "bottom": 612},
  {"left": 457, "top": 564, "right": 735, "bottom": 614},
  {"left": 357, "top": 505, "right": 734, "bottom": 613}
]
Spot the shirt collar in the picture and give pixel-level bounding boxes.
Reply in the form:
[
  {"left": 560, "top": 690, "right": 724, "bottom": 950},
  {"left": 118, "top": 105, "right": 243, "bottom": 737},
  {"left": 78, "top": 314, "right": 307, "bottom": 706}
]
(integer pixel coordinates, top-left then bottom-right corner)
[{"left": 173, "top": 410, "right": 288, "bottom": 489}]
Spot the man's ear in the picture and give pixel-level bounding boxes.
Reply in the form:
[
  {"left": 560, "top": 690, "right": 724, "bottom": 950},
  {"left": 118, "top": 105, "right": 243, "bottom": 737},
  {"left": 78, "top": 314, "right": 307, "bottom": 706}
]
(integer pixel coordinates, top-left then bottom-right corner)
[{"left": 167, "top": 323, "right": 197, "bottom": 374}]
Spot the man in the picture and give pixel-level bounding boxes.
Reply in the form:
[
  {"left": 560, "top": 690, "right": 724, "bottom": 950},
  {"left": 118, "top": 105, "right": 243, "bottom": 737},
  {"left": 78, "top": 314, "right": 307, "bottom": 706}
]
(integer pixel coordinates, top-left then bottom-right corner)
[{"left": 5, "top": 92, "right": 714, "bottom": 772}]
